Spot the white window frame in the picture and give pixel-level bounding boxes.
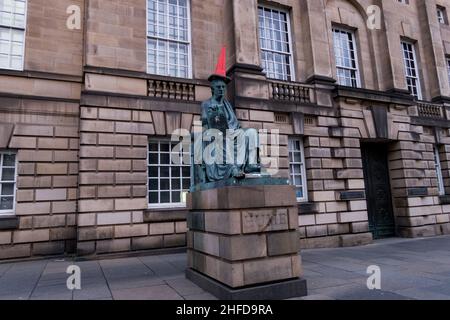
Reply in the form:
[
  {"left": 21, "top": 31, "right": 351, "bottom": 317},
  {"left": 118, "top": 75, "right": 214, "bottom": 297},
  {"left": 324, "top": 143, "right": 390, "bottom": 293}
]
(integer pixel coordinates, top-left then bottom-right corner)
[
  {"left": 446, "top": 57, "right": 450, "bottom": 85},
  {"left": 288, "top": 137, "right": 308, "bottom": 203},
  {"left": 437, "top": 6, "right": 447, "bottom": 24},
  {"left": 146, "top": 0, "right": 192, "bottom": 79},
  {"left": 257, "top": 5, "right": 295, "bottom": 82},
  {"left": 332, "top": 27, "right": 361, "bottom": 88},
  {"left": 0, "top": 150, "right": 18, "bottom": 216},
  {"left": 401, "top": 40, "right": 422, "bottom": 100},
  {"left": 434, "top": 146, "right": 445, "bottom": 196},
  {"left": 147, "top": 139, "right": 191, "bottom": 209},
  {"left": 0, "top": 0, "right": 27, "bottom": 71}
]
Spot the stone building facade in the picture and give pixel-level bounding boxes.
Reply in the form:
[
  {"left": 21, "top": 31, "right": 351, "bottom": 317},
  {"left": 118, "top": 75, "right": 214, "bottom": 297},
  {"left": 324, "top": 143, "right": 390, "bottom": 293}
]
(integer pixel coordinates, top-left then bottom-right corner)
[{"left": 1, "top": 0, "right": 450, "bottom": 260}]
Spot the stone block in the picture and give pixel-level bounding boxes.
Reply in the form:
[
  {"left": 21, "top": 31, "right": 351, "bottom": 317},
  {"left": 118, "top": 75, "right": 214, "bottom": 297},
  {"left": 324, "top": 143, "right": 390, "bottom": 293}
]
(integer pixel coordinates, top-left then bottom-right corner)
[
  {"left": 76, "top": 241, "right": 96, "bottom": 256},
  {"left": 339, "top": 233, "right": 373, "bottom": 247},
  {"left": 163, "top": 234, "right": 186, "bottom": 247},
  {"left": 98, "top": 133, "right": 131, "bottom": 146},
  {"left": 52, "top": 201, "right": 77, "bottom": 214},
  {"left": 191, "top": 251, "right": 244, "bottom": 288},
  {"left": 50, "top": 227, "right": 76, "bottom": 240},
  {"left": 0, "top": 244, "right": 31, "bottom": 259},
  {"left": 0, "top": 232, "right": 11, "bottom": 245},
  {"left": 288, "top": 207, "right": 298, "bottom": 229},
  {"left": 204, "top": 211, "right": 241, "bottom": 235},
  {"left": 315, "top": 213, "right": 338, "bottom": 225},
  {"left": 13, "top": 229, "right": 50, "bottom": 243},
  {"left": 243, "top": 256, "right": 294, "bottom": 287},
  {"left": 266, "top": 231, "right": 299, "bottom": 256},
  {"left": 35, "top": 189, "right": 67, "bottom": 201},
  {"left": 131, "top": 236, "right": 163, "bottom": 250},
  {"left": 219, "top": 234, "right": 267, "bottom": 261},
  {"left": 79, "top": 199, "right": 114, "bottom": 212},
  {"left": 77, "top": 214, "right": 96, "bottom": 227},
  {"left": 15, "top": 202, "right": 51, "bottom": 216},
  {"left": 175, "top": 221, "right": 187, "bottom": 233},
  {"left": 327, "top": 223, "right": 350, "bottom": 235},
  {"left": 242, "top": 208, "right": 289, "bottom": 233},
  {"left": 350, "top": 222, "right": 370, "bottom": 233},
  {"left": 149, "top": 222, "right": 175, "bottom": 235},
  {"left": 36, "top": 163, "right": 68, "bottom": 175},
  {"left": 97, "top": 238, "right": 131, "bottom": 254},
  {"left": 299, "top": 236, "right": 341, "bottom": 249},
  {"left": 306, "top": 225, "right": 328, "bottom": 238},
  {"left": 33, "top": 241, "right": 66, "bottom": 256},
  {"left": 115, "top": 198, "right": 147, "bottom": 211},
  {"left": 38, "top": 138, "right": 68, "bottom": 150},
  {"left": 338, "top": 211, "right": 368, "bottom": 223},
  {"left": 115, "top": 224, "right": 148, "bottom": 238},
  {"left": 193, "top": 232, "right": 220, "bottom": 256},
  {"left": 298, "top": 214, "right": 315, "bottom": 226},
  {"left": 187, "top": 212, "right": 205, "bottom": 231},
  {"left": 97, "top": 211, "right": 131, "bottom": 225}
]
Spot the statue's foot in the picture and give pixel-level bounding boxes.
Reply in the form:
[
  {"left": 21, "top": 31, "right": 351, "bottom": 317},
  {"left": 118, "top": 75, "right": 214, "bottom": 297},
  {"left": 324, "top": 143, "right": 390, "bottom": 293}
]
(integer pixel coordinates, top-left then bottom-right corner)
[
  {"left": 244, "top": 164, "right": 261, "bottom": 174},
  {"left": 232, "top": 168, "right": 245, "bottom": 179}
]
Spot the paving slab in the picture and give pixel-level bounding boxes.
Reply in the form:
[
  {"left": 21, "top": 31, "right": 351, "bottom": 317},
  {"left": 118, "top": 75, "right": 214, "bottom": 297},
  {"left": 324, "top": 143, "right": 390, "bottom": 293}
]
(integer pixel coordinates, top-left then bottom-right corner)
[{"left": 0, "top": 235, "right": 449, "bottom": 300}]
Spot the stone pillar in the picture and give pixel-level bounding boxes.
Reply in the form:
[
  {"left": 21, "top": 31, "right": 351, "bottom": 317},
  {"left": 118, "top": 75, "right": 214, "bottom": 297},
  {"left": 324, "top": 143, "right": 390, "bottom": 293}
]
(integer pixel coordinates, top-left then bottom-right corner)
[
  {"left": 232, "top": 0, "right": 260, "bottom": 67},
  {"left": 186, "top": 181, "right": 307, "bottom": 300},
  {"left": 418, "top": 0, "right": 450, "bottom": 99},
  {"left": 303, "top": 0, "right": 335, "bottom": 83}
]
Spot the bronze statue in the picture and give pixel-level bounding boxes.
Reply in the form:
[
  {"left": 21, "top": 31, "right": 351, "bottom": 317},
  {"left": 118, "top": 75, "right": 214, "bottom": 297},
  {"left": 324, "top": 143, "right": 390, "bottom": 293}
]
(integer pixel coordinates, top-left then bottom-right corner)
[{"left": 193, "top": 47, "right": 261, "bottom": 184}]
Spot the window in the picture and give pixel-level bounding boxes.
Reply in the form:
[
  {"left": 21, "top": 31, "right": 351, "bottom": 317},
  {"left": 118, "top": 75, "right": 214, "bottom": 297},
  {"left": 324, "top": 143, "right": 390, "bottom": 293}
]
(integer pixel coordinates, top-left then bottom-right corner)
[
  {"left": 437, "top": 6, "right": 448, "bottom": 25},
  {"left": 288, "top": 137, "right": 307, "bottom": 202},
  {"left": 434, "top": 146, "right": 445, "bottom": 196},
  {"left": 0, "top": 0, "right": 26, "bottom": 70},
  {"left": 401, "top": 41, "right": 422, "bottom": 100},
  {"left": 447, "top": 58, "right": 450, "bottom": 84},
  {"left": 332, "top": 28, "right": 360, "bottom": 88},
  {"left": 147, "top": 0, "right": 191, "bottom": 78},
  {"left": 398, "top": 0, "right": 409, "bottom": 4},
  {"left": 258, "top": 6, "right": 294, "bottom": 81},
  {"left": 0, "top": 151, "right": 17, "bottom": 215},
  {"left": 148, "top": 139, "right": 190, "bottom": 208}
]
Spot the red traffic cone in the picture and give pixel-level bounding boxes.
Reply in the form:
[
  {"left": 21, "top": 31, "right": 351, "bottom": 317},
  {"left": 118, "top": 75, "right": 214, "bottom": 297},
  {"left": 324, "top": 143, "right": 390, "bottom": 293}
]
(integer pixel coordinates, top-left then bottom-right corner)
[{"left": 208, "top": 46, "right": 231, "bottom": 83}]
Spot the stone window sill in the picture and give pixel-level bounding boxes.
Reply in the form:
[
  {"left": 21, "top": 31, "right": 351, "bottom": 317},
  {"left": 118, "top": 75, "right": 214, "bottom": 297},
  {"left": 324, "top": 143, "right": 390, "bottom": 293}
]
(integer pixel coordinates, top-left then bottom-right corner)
[
  {"left": 0, "top": 215, "right": 19, "bottom": 230},
  {"left": 143, "top": 208, "right": 188, "bottom": 223}
]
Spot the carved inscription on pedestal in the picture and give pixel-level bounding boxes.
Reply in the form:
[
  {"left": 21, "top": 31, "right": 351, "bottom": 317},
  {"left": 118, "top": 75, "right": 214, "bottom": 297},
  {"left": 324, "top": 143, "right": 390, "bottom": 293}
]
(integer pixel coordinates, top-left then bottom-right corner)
[{"left": 242, "top": 209, "right": 289, "bottom": 233}]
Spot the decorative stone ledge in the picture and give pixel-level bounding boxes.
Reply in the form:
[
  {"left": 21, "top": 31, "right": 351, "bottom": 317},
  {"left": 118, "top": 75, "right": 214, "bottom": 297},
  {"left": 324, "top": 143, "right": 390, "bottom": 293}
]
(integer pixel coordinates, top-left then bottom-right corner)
[
  {"left": 339, "top": 191, "right": 366, "bottom": 201},
  {"left": 333, "top": 86, "right": 414, "bottom": 106},
  {"left": 407, "top": 187, "right": 429, "bottom": 197},
  {"left": 0, "top": 216, "right": 19, "bottom": 230}
]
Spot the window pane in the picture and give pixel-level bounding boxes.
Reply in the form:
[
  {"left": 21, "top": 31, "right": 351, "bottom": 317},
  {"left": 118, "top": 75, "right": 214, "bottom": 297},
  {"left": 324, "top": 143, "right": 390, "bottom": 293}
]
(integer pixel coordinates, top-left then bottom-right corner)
[
  {"left": 258, "top": 6, "right": 293, "bottom": 81},
  {"left": 3, "top": 154, "right": 15, "bottom": 166},
  {"left": 147, "top": 0, "right": 190, "bottom": 78},
  {"left": 0, "top": 197, "right": 13, "bottom": 210},
  {"left": 288, "top": 138, "right": 307, "bottom": 201},
  {"left": 1, "top": 168, "right": 15, "bottom": 181},
  {"left": 148, "top": 140, "right": 191, "bottom": 206},
  {"left": 0, "top": 151, "right": 16, "bottom": 211}
]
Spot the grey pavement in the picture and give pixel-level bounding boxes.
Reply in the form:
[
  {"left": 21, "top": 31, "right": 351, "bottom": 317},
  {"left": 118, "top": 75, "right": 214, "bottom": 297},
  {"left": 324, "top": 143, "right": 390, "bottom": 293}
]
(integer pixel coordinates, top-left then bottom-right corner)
[{"left": 0, "top": 236, "right": 449, "bottom": 300}]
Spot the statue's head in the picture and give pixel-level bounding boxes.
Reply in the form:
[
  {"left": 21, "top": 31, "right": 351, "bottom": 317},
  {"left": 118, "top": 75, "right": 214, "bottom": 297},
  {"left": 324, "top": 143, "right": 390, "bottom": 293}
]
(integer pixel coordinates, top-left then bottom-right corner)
[{"left": 211, "top": 79, "right": 226, "bottom": 101}]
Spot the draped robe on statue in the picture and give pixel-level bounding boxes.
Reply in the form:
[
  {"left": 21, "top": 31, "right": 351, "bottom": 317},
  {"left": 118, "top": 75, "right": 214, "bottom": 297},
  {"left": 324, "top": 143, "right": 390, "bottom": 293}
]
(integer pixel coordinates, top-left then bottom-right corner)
[{"left": 199, "top": 98, "right": 259, "bottom": 182}]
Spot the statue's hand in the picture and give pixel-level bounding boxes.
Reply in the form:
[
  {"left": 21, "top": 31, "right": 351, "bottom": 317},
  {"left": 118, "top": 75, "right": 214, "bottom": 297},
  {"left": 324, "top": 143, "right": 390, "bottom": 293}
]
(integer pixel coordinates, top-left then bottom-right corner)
[{"left": 232, "top": 167, "right": 245, "bottom": 179}]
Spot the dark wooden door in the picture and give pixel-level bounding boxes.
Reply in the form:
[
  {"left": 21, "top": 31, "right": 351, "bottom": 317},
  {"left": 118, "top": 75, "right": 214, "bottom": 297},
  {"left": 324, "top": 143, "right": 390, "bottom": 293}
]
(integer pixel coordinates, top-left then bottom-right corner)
[{"left": 361, "top": 143, "right": 396, "bottom": 239}]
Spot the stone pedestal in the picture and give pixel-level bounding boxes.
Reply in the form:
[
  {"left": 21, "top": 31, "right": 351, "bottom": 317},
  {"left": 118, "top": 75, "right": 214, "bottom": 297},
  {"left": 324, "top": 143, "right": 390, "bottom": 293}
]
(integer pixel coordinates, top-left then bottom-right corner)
[{"left": 186, "top": 179, "right": 307, "bottom": 300}]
